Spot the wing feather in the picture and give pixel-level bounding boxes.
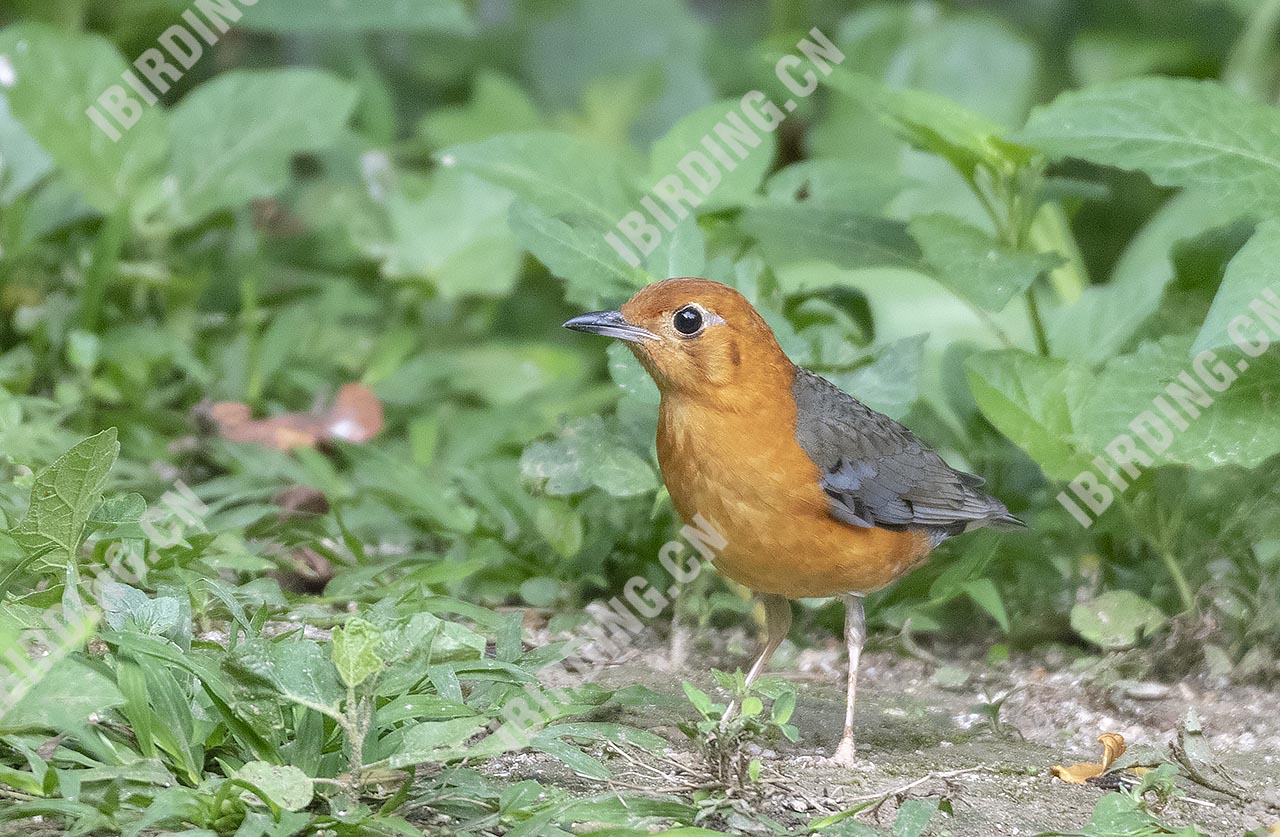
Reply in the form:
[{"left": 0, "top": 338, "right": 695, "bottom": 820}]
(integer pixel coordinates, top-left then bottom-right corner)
[{"left": 791, "top": 368, "right": 1023, "bottom": 539}]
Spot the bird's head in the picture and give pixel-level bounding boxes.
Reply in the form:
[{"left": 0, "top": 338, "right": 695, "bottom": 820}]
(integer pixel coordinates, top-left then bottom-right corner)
[{"left": 563, "top": 277, "right": 791, "bottom": 403}]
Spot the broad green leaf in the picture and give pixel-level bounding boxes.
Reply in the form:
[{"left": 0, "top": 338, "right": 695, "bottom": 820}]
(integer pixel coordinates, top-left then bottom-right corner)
[
  {"left": 965, "top": 351, "right": 1089, "bottom": 480},
  {"left": 823, "top": 69, "right": 1033, "bottom": 176},
  {"left": 648, "top": 99, "right": 775, "bottom": 211},
  {"left": 440, "top": 131, "right": 636, "bottom": 228},
  {"left": 763, "top": 159, "right": 902, "bottom": 213},
  {"left": 826, "top": 335, "right": 927, "bottom": 421},
  {"left": 739, "top": 204, "right": 920, "bottom": 270},
  {"left": 233, "top": 762, "right": 313, "bottom": 812},
  {"left": 162, "top": 69, "right": 357, "bottom": 225},
  {"left": 11, "top": 429, "right": 119, "bottom": 567},
  {"left": 1193, "top": 218, "right": 1280, "bottom": 355},
  {"left": 99, "top": 581, "right": 185, "bottom": 644},
  {"left": 388, "top": 717, "right": 486, "bottom": 768},
  {"left": 1073, "top": 334, "right": 1280, "bottom": 470},
  {"left": 963, "top": 578, "right": 1010, "bottom": 632},
  {"left": 508, "top": 203, "right": 650, "bottom": 307},
  {"left": 522, "top": 0, "right": 712, "bottom": 140},
  {"left": 1021, "top": 77, "right": 1280, "bottom": 215},
  {"left": 236, "top": 0, "right": 475, "bottom": 34},
  {"left": 894, "top": 14, "right": 1040, "bottom": 129},
  {"left": 909, "top": 214, "right": 1060, "bottom": 311},
  {"left": 2, "top": 656, "right": 122, "bottom": 732},
  {"left": 400, "top": 611, "right": 486, "bottom": 662},
  {"left": 521, "top": 416, "right": 658, "bottom": 498},
  {"left": 230, "top": 639, "right": 343, "bottom": 716},
  {"left": 1048, "top": 190, "right": 1221, "bottom": 364},
  {"left": 532, "top": 503, "right": 583, "bottom": 560},
  {"left": 1070, "top": 591, "right": 1166, "bottom": 650},
  {"left": 420, "top": 72, "right": 545, "bottom": 150},
  {"left": 380, "top": 168, "right": 522, "bottom": 298},
  {"left": 0, "top": 24, "right": 167, "bottom": 213},
  {"left": 1069, "top": 32, "right": 1199, "bottom": 86},
  {"left": 0, "top": 93, "right": 51, "bottom": 204},
  {"left": 331, "top": 617, "right": 384, "bottom": 689},
  {"left": 892, "top": 798, "right": 941, "bottom": 837}
]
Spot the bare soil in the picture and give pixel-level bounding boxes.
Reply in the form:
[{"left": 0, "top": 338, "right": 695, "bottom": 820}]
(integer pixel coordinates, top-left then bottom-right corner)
[{"left": 478, "top": 634, "right": 1280, "bottom": 836}]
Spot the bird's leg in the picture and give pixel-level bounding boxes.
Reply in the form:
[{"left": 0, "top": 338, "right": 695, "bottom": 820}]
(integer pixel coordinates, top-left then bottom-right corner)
[
  {"left": 828, "top": 593, "right": 866, "bottom": 767},
  {"left": 723, "top": 593, "right": 791, "bottom": 725}
]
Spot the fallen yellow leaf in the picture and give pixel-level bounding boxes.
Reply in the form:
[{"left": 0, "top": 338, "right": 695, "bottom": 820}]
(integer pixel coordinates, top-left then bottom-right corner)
[
  {"left": 1050, "top": 733, "right": 1127, "bottom": 784},
  {"left": 1098, "top": 732, "right": 1126, "bottom": 770}
]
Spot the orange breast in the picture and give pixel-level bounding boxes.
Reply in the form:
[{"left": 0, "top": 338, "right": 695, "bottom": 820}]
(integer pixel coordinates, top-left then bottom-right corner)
[{"left": 656, "top": 386, "right": 933, "bottom": 599}]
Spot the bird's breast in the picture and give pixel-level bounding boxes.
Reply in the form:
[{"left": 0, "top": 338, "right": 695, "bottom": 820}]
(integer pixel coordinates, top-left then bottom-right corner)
[{"left": 656, "top": 392, "right": 932, "bottom": 599}]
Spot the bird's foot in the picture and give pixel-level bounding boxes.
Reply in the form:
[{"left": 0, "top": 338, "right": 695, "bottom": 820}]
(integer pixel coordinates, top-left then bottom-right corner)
[{"left": 820, "top": 736, "right": 865, "bottom": 769}]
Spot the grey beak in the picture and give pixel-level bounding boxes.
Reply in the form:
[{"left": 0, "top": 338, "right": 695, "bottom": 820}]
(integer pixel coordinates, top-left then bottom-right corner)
[{"left": 562, "top": 310, "right": 659, "bottom": 343}]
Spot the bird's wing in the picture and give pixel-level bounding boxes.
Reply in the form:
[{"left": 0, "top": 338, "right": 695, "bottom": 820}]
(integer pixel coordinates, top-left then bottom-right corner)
[{"left": 791, "top": 368, "right": 1023, "bottom": 536}]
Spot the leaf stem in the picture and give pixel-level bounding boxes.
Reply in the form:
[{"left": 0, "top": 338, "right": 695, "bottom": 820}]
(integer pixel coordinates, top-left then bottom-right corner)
[
  {"left": 1025, "top": 287, "right": 1051, "bottom": 357},
  {"left": 1157, "top": 546, "right": 1196, "bottom": 614},
  {"left": 79, "top": 207, "right": 129, "bottom": 332}
]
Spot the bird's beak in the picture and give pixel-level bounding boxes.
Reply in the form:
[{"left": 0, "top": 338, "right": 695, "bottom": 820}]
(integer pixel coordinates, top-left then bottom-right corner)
[{"left": 562, "top": 310, "right": 659, "bottom": 343}]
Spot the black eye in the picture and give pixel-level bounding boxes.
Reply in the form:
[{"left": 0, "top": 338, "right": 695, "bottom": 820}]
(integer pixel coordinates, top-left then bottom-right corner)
[{"left": 673, "top": 306, "right": 703, "bottom": 336}]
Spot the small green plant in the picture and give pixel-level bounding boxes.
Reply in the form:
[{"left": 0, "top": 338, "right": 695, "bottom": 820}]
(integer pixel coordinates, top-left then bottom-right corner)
[{"left": 677, "top": 670, "right": 798, "bottom": 787}]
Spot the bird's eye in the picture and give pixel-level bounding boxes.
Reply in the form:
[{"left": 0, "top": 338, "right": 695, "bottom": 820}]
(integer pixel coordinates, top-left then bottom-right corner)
[{"left": 672, "top": 306, "right": 704, "bottom": 336}]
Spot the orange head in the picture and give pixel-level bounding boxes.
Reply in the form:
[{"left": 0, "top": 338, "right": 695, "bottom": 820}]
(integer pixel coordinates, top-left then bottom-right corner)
[{"left": 563, "top": 278, "right": 792, "bottom": 406}]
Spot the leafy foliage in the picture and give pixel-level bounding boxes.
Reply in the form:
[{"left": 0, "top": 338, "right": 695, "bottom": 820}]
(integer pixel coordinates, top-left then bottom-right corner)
[{"left": 2, "top": 0, "right": 1280, "bottom": 832}]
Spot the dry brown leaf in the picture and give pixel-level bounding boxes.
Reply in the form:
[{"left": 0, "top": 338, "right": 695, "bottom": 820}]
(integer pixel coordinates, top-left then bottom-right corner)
[
  {"left": 1050, "top": 732, "right": 1127, "bottom": 784},
  {"left": 198, "top": 383, "right": 383, "bottom": 451},
  {"left": 325, "top": 383, "right": 384, "bottom": 442}
]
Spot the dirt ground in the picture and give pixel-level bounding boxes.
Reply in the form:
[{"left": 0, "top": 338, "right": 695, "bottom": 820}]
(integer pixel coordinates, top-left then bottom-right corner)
[{"left": 481, "top": 634, "right": 1280, "bottom": 836}]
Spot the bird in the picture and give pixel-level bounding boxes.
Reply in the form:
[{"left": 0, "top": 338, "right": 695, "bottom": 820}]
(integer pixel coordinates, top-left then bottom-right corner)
[{"left": 563, "top": 277, "right": 1024, "bottom": 765}]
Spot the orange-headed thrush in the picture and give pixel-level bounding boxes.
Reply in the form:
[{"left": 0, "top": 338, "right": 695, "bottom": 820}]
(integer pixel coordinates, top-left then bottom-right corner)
[{"left": 564, "top": 277, "right": 1023, "bottom": 764}]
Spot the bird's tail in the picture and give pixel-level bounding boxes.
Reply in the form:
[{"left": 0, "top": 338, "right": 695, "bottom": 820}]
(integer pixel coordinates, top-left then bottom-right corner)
[{"left": 988, "top": 511, "right": 1026, "bottom": 529}]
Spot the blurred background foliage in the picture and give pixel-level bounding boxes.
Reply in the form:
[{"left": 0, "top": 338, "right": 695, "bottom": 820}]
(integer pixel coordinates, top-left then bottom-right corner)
[{"left": 1, "top": 0, "right": 1280, "bottom": 684}]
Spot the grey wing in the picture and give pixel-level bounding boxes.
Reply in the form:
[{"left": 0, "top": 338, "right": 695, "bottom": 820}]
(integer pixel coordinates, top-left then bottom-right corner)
[{"left": 791, "top": 368, "right": 1023, "bottom": 540}]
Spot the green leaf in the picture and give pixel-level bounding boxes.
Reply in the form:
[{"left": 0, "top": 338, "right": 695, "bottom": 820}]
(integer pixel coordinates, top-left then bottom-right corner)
[
  {"left": 962, "top": 578, "right": 1010, "bottom": 632},
  {"left": 400, "top": 611, "right": 486, "bottom": 663},
  {"left": 521, "top": 0, "right": 712, "bottom": 140},
  {"left": 1020, "top": 77, "right": 1280, "bottom": 215},
  {"left": 233, "top": 762, "right": 313, "bottom": 812},
  {"left": 1069, "top": 32, "right": 1199, "bottom": 86},
  {"left": 681, "top": 682, "right": 714, "bottom": 717},
  {"left": 0, "top": 93, "right": 52, "bottom": 204},
  {"left": 739, "top": 204, "right": 920, "bottom": 270},
  {"left": 1070, "top": 590, "right": 1167, "bottom": 650},
  {"left": 1, "top": 657, "right": 123, "bottom": 732},
  {"left": 909, "top": 214, "right": 1061, "bottom": 311},
  {"left": 533, "top": 502, "right": 584, "bottom": 560},
  {"left": 1048, "top": 190, "right": 1221, "bottom": 363},
  {"left": 649, "top": 99, "right": 775, "bottom": 211},
  {"left": 521, "top": 416, "right": 658, "bottom": 498},
  {"left": 331, "top": 617, "right": 384, "bottom": 690},
  {"left": 388, "top": 717, "right": 486, "bottom": 768},
  {"left": 420, "top": 71, "right": 545, "bottom": 150},
  {"left": 0, "top": 24, "right": 167, "bottom": 213},
  {"left": 965, "top": 351, "right": 1089, "bottom": 480},
  {"left": 1074, "top": 334, "right": 1280, "bottom": 470},
  {"left": 440, "top": 131, "right": 636, "bottom": 228},
  {"left": 823, "top": 68, "right": 1033, "bottom": 177},
  {"left": 380, "top": 168, "right": 522, "bottom": 298},
  {"left": 1193, "top": 218, "right": 1280, "bottom": 356},
  {"left": 11, "top": 429, "right": 119, "bottom": 567},
  {"left": 162, "top": 69, "right": 357, "bottom": 225},
  {"left": 891, "top": 798, "right": 941, "bottom": 837},
  {"left": 237, "top": 0, "right": 475, "bottom": 34},
  {"left": 230, "top": 639, "right": 344, "bottom": 716},
  {"left": 508, "top": 203, "right": 650, "bottom": 307},
  {"left": 826, "top": 335, "right": 927, "bottom": 421}
]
